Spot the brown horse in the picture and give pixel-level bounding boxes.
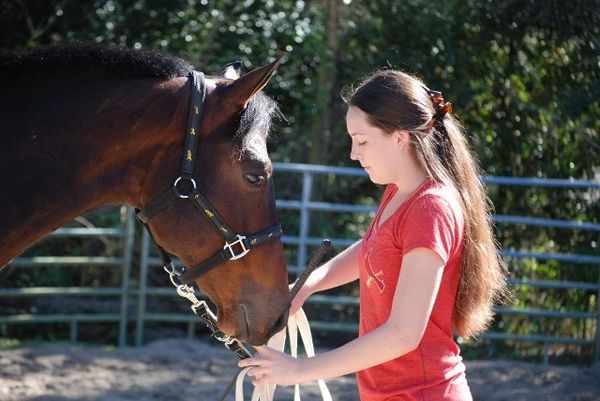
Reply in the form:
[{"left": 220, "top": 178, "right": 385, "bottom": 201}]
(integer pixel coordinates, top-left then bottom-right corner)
[{"left": 0, "top": 44, "right": 289, "bottom": 345}]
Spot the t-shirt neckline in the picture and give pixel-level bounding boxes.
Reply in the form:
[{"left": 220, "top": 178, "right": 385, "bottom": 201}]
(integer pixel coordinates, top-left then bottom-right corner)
[{"left": 372, "top": 178, "right": 434, "bottom": 235}]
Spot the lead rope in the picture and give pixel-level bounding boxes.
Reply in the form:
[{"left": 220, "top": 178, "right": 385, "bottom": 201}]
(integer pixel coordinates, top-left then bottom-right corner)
[
  {"left": 233, "top": 240, "right": 333, "bottom": 401},
  {"left": 234, "top": 308, "right": 333, "bottom": 401},
  {"left": 164, "top": 240, "right": 332, "bottom": 401}
]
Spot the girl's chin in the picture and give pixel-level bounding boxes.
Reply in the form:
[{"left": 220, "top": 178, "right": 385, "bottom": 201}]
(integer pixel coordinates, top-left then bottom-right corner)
[
  {"left": 367, "top": 173, "right": 390, "bottom": 186},
  {"left": 365, "top": 169, "right": 390, "bottom": 185},
  {"left": 368, "top": 174, "right": 384, "bottom": 185}
]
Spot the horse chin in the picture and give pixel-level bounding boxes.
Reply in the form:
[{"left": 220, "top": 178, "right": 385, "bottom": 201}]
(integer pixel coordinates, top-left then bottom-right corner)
[
  {"left": 237, "top": 303, "right": 266, "bottom": 346},
  {"left": 235, "top": 303, "right": 289, "bottom": 346},
  {"left": 248, "top": 308, "right": 290, "bottom": 346},
  {"left": 237, "top": 303, "right": 251, "bottom": 343}
]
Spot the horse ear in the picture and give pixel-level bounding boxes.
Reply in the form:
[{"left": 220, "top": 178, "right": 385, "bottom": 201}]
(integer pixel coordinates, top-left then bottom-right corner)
[
  {"left": 219, "top": 61, "right": 243, "bottom": 80},
  {"left": 226, "top": 55, "right": 284, "bottom": 108}
]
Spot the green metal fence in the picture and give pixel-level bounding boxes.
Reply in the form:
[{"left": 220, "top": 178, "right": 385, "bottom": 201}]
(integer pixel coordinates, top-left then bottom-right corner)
[
  {"left": 1, "top": 163, "right": 598, "bottom": 364},
  {"left": 0, "top": 207, "right": 135, "bottom": 348}
]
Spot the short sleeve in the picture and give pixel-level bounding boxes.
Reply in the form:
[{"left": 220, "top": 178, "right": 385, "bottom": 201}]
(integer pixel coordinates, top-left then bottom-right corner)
[{"left": 397, "top": 194, "right": 457, "bottom": 264}]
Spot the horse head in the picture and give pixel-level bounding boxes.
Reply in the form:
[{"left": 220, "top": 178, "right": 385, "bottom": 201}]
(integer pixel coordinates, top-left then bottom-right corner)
[
  {"left": 139, "top": 59, "right": 289, "bottom": 346},
  {"left": 0, "top": 45, "right": 289, "bottom": 346}
]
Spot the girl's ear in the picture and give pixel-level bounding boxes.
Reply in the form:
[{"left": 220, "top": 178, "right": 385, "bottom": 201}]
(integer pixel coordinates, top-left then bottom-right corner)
[{"left": 394, "top": 130, "right": 410, "bottom": 149}]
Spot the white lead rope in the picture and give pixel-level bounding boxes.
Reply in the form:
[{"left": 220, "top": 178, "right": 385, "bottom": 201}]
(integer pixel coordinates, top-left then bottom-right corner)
[
  {"left": 162, "top": 240, "right": 332, "bottom": 401},
  {"left": 234, "top": 308, "right": 332, "bottom": 401}
]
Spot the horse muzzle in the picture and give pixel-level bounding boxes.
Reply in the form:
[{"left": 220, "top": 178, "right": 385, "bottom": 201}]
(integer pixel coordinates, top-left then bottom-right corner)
[{"left": 219, "top": 301, "right": 289, "bottom": 346}]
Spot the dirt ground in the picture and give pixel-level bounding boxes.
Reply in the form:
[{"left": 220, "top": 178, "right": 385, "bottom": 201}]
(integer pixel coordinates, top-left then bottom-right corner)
[{"left": 1, "top": 339, "right": 599, "bottom": 401}]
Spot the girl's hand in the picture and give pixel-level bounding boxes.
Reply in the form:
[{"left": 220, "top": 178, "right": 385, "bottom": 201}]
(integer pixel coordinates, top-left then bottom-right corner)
[{"left": 238, "top": 345, "right": 305, "bottom": 387}]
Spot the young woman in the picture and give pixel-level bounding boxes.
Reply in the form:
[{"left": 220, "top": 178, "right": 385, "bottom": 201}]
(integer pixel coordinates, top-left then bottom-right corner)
[{"left": 239, "top": 69, "right": 508, "bottom": 400}]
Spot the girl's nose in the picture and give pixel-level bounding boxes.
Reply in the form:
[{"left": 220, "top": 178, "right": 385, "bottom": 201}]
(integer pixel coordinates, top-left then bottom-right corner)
[{"left": 350, "top": 146, "right": 360, "bottom": 161}]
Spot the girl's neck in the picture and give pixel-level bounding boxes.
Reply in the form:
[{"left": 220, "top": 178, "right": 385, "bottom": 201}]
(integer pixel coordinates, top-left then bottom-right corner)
[{"left": 392, "top": 161, "right": 429, "bottom": 199}]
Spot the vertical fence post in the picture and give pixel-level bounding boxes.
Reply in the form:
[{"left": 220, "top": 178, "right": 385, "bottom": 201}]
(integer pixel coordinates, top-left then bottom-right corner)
[
  {"left": 297, "top": 172, "right": 313, "bottom": 276},
  {"left": 187, "top": 322, "right": 195, "bottom": 339},
  {"left": 118, "top": 207, "right": 135, "bottom": 348},
  {"left": 542, "top": 342, "right": 549, "bottom": 365},
  {"left": 135, "top": 230, "right": 150, "bottom": 346},
  {"left": 596, "top": 179, "right": 600, "bottom": 362},
  {"left": 595, "top": 269, "right": 600, "bottom": 361},
  {"left": 70, "top": 320, "right": 78, "bottom": 343}
]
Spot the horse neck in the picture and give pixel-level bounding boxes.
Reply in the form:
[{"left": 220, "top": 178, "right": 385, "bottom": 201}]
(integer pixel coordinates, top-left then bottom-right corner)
[{"left": 0, "top": 75, "right": 188, "bottom": 266}]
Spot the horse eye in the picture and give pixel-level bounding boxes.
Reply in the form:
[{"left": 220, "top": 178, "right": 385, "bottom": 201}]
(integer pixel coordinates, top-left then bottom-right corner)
[{"left": 245, "top": 174, "right": 266, "bottom": 187}]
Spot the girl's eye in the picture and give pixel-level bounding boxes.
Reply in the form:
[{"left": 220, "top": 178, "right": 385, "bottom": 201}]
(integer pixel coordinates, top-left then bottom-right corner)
[
  {"left": 358, "top": 141, "right": 366, "bottom": 146},
  {"left": 245, "top": 174, "right": 266, "bottom": 187}
]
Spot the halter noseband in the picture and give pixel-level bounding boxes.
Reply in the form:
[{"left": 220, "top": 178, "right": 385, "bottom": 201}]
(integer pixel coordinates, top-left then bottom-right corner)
[{"left": 137, "top": 71, "right": 283, "bottom": 285}]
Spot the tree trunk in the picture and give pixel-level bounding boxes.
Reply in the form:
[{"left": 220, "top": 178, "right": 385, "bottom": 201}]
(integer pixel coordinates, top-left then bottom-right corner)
[{"left": 308, "top": 0, "right": 339, "bottom": 164}]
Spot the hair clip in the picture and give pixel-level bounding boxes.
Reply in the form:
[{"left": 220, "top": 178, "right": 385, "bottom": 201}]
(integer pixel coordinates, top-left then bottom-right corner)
[{"left": 428, "top": 90, "right": 452, "bottom": 116}]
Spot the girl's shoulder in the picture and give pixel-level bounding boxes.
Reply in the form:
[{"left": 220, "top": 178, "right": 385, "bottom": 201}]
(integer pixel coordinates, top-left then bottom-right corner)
[
  {"left": 406, "top": 181, "right": 464, "bottom": 226},
  {"left": 396, "top": 181, "right": 465, "bottom": 261},
  {"left": 417, "top": 180, "right": 461, "bottom": 208}
]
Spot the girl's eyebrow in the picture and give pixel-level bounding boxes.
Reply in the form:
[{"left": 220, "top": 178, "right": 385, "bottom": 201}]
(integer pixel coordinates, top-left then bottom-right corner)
[{"left": 349, "top": 132, "right": 367, "bottom": 136}]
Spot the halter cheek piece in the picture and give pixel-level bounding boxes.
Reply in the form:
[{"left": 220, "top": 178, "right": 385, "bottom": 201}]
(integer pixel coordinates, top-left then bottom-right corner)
[
  {"left": 134, "top": 71, "right": 330, "bottom": 394},
  {"left": 136, "top": 71, "right": 283, "bottom": 286}
]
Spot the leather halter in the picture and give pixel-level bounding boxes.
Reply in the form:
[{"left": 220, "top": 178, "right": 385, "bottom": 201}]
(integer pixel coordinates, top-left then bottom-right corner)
[{"left": 137, "top": 71, "right": 283, "bottom": 285}]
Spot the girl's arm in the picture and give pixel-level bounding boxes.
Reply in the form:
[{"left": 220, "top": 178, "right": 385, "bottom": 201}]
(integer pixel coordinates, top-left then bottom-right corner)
[
  {"left": 290, "top": 240, "right": 362, "bottom": 314},
  {"left": 241, "top": 247, "right": 445, "bottom": 385}
]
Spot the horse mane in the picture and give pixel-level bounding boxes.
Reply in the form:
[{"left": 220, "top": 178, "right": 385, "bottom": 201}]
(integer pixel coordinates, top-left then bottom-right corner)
[
  {"left": 0, "top": 43, "right": 280, "bottom": 148},
  {"left": 0, "top": 43, "right": 193, "bottom": 80}
]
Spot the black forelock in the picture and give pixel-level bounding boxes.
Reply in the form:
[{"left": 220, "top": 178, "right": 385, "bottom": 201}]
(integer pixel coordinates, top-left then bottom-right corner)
[{"left": 0, "top": 43, "right": 193, "bottom": 80}]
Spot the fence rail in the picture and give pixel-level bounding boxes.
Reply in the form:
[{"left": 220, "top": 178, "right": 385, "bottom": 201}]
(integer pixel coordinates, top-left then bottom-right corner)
[
  {"left": 1, "top": 163, "right": 598, "bottom": 364},
  {"left": 0, "top": 207, "right": 135, "bottom": 348}
]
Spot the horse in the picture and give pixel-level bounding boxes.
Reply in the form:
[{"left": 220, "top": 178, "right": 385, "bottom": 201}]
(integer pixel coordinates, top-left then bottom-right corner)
[{"left": 0, "top": 44, "right": 290, "bottom": 346}]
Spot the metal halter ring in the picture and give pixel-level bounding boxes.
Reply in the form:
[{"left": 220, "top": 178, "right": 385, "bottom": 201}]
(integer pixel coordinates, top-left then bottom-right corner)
[
  {"left": 224, "top": 234, "right": 250, "bottom": 260},
  {"left": 163, "top": 261, "right": 177, "bottom": 276},
  {"left": 173, "top": 177, "right": 197, "bottom": 198}
]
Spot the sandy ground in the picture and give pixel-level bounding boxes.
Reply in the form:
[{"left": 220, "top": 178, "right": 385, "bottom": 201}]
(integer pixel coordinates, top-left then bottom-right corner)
[{"left": 1, "top": 339, "right": 599, "bottom": 401}]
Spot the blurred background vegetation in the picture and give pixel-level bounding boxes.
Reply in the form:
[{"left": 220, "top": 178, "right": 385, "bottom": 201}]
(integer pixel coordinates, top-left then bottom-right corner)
[{"left": 0, "top": 0, "right": 598, "bottom": 363}]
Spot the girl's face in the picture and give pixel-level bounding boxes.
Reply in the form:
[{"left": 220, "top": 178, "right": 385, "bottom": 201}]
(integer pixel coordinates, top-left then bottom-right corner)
[{"left": 346, "top": 106, "right": 405, "bottom": 185}]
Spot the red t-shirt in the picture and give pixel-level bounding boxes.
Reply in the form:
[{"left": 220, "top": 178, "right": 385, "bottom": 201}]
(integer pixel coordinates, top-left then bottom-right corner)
[{"left": 357, "top": 179, "right": 472, "bottom": 401}]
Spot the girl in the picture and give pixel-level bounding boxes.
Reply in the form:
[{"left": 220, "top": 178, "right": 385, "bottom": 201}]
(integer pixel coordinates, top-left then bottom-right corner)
[{"left": 239, "top": 69, "right": 508, "bottom": 400}]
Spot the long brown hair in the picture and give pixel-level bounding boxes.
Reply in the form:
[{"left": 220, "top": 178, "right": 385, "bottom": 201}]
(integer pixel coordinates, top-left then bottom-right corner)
[{"left": 344, "top": 69, "right": 509, "bottom": 338}]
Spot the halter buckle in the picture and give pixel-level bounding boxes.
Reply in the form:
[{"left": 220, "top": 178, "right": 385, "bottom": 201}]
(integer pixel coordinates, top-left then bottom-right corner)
[
  {"left": 173, "top": 176, "right": 197, "bottom": 198},
  {"left": 224, "top": 338, "right": 252, "bottom": 359},
  {"left": 224, "top": 234, "right": 250, "bottom": 260}
]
